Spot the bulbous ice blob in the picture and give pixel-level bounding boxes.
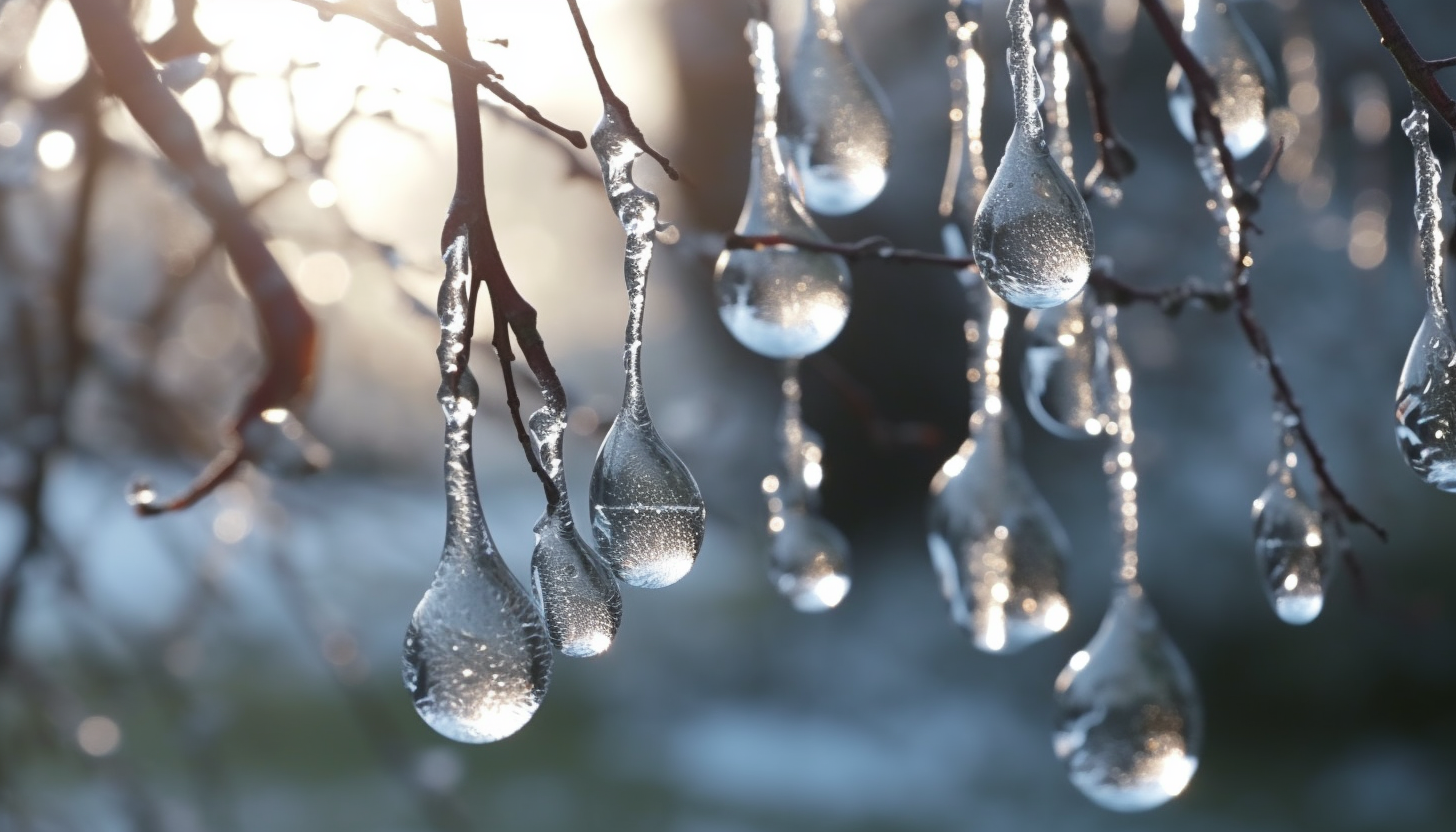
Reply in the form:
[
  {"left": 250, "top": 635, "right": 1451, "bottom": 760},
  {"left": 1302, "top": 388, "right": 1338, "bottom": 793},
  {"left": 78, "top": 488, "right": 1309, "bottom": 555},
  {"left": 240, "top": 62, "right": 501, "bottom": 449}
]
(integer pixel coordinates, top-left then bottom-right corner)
[
  {"left": 1395, "top": 313, "right": 1456, "bottom": 490},
  {"left": 769, "top": 510, "right": 851, "bottom": 613},
  {"left": 528, "top": 409, "right": 621, "bottom": 657},
  {"left": 972, "top": 1, "right": 1093, "bottom": 310},
  {"left": 1053, "top": 585, "right": 1202, "bottom": 812},
  {"left": 1165, "top": 0, "right": 1273, "bottom": 160},
  {"left": 783, "top": 0, "right": 893, "bottom": 215},
  {"left": 1251, "top": 464, "right": 1328, "bottom": 625},
  {"left": 928, "top": 409, "right": 1071, "bottom": 653},
  {"left": 717, "top": 21, "right": 851, "bottom": 358},
  {"left": 590, "top": 413, "right": 706, "bottom": 589},
  {"left": 1023, "top": 290, "right": 1114, "bottom": 438}
]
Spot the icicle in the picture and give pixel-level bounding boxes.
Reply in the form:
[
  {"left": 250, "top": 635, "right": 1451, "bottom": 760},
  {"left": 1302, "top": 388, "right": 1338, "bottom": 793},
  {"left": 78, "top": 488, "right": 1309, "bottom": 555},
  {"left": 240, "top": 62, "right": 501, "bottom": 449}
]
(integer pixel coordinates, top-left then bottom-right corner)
[
  {"left": 928, "top": 232, "right": 1071, "bottom": 653},
  {"left": 940, "top": 1, "right": 990, "bottom": 242},
  {"left": 1039, "top": 13, "right": 1075, "bottom": 181},
  {"left": 764, "top": 360, "right": 851, "bottom": 612},
  {"left": 529, "top": 406, "right": 621, "bottom": 657},
  {"left": 783, "top": 0, "right": 894, "bottom": 215},
  {"left": 1052, "top": 316, "right": 1203, "bottom": 810},
  {"left": 716, "top": 19, "right": 853, "bottom": 359},
  {"left": 1023, "top": 288, "right": 1115, "bottom": 439},
  {"left": 1395, "top": 97, "right": 1456, "bottom": 490},
  {"left": 1251, "top": 408, "right": 1329, "bottom": 625},
  {"left": 1166, "top": 0, "right": 1273, "bottom": 160},
  {"left": 403, "top": 237, "right": 552, "bottom": 744},
  {"left": 588, "top": 105, "right": 707, "bottom": 589},
  {"left": 971, "top": 0, "right": 1095, "bottom": 309}
]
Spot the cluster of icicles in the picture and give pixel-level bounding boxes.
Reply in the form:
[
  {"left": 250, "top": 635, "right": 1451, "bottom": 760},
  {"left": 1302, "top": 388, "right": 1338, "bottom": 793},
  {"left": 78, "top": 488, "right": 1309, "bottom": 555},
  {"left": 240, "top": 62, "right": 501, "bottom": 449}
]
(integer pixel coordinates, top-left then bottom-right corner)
[
  {"left": 706, "top": 0, "right": 1379, "bottom": 812},
  {"left": 402, "top": 105, "right": 704, "bottom": 743},
  {"left": 399, "top": 0, "right": 1447, "bottom": 813}
]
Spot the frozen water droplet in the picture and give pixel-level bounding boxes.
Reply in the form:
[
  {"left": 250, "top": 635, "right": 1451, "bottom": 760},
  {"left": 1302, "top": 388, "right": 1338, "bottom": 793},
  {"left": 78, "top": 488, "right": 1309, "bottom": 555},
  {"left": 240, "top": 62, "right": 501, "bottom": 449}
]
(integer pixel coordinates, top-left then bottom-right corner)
[
  {"left": 781, "top": 0, "right": 892, "bottom": 215},
  {"left": 528, "top": 409, "right": 621, "bottom": 657},
  {"left": 769, "top": 510, "right": 851, "bottom": 612},
  {"left": 928, "top": 408, "right": 1071, "bottom": 652},
  {"left": 588, "top": 104, "right": 708, "bottom": 588},
  {"left": 590, "top": 414, "right": 706, "bottom": 589},
  {"left": 972, "top": 1, "right": 1094, "bottom": 310},
  {"left": 940, "top": 9, "right": 990, "bottom": 233},
  {"left": 1053, "top": 585, "right": 1202, "bottom": 811},
  {"left": 404, "top": 237, "right": 551, "bottom": 744},
  {"left": 1023, "top": 290, "right": 1115, "bottom": 439},
  {"left": 1165, "top": 0, "right": 1272, "bottom": 160},
  {"left": 125, "top": 478, "right": 156, "bottom": 508},
  {"left": 1396, "top": 102, "right": 1456, "bottom": 490},
  {"left": 715, "top": 20, "right": 852, "bottom": 359},
  {"left": 1251, "top": 460, "right": 1328, "bottom": 626}
]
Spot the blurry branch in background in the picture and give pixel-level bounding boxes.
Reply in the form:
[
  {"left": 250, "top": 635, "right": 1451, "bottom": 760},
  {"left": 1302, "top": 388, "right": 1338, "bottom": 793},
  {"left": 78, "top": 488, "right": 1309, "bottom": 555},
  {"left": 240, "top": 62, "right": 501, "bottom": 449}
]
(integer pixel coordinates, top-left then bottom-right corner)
[
  {"left": 433, "top": 0, "right": 561, "bottom": 504},
  {"left": 290, "top": 0, "right": 588, "bottom": 150},
  {"left": 1357, "top": 0, "right": 1456, "bottom": 142},
  {"left": 1039, "top": 0, "right": 1135, "bottom": 192},
  {"left": 68, "top": 0, "right": 318, "bottom": 516},
  {"left": 564, "top": 0, "right": 680, "bottom": 179},
  {"left": 733, "top": 0, "right": 1389, "bottom": 549}
]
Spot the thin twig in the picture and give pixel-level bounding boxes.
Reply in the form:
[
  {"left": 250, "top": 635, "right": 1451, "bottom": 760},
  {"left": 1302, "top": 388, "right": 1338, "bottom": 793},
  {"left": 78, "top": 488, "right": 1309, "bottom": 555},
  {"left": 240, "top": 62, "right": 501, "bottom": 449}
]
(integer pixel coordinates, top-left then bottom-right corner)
[
  {"left": 290, "top": 0, "right": 587, "bottom": 149},
  {"left": 1357, "top": 0, "right": 1456, "bottom": 138},
  {"left": 1042, "top": 0, "right": 1136, "bottom": 184},
  {"left": 433, "top": 0, "right": 561, "bottom": 505},
  {"left": 563, "top": 0, "right": 679, "bottom": 179}
]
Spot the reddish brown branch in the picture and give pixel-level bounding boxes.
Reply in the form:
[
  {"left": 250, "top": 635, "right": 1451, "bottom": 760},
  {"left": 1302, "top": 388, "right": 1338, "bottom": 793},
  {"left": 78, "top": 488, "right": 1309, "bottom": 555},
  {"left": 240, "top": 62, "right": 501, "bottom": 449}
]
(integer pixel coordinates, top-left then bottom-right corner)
[
  {"left": 1042, "top": 0, "right": 1136, "bottom": 185},
  {"left": 563, "top": 0, "right": 679, "bottom": 179},
  {"left": 1358, "top": 0, "right": 1456, "bottom": 139},
  {"left": 433, "top": 0, "right": 560, "bottom": 505},
  {"left": 69, "top": 0, "right": 316, "bottom": 515},
  {"left": 290, "top": 0, "right": 587, "bottom": 150}
]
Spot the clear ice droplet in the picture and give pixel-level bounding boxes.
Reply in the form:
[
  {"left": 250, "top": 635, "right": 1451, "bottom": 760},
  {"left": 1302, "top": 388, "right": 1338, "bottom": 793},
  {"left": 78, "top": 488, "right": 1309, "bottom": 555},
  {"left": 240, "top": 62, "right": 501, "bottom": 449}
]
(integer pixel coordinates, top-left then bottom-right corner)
[
  {"left": 928, "top": 409, "right": 1071, "bottom": 653},
  {"left": 1396, "top": 104, "right": 1456, "bottom": 490},
  {"left": 1023, "top": 290, "right": 1114, "bottom": 439},
  {"left": 1251, "top": 462, "right": 1328, "bottom": 625},
  {"left": 972, "top": 0, "right": 1094, "bottom": 310},
  {"left": 782, "top": 0, "right": 893, "bottom": 215},
  {"left": 405, "top": 238, "right": 551, "bottom": 744},
  {"left": 590, "top": 413, "right": 706, "bottom": 589},
  {"left": 1165, "top": 0, "right": 1273, "bottom": 160},
  {"left": 770, "top": 510, "right": 852, "bottom": 613},
  {"left": 1053, "top": 585, "right": 1202, "bottom": 812},
  {"left": 716, "top": 19, "right": 852, "bottom": 359},
  {"left": 528, "top": 409, "right": 622, "bottom": 657}
]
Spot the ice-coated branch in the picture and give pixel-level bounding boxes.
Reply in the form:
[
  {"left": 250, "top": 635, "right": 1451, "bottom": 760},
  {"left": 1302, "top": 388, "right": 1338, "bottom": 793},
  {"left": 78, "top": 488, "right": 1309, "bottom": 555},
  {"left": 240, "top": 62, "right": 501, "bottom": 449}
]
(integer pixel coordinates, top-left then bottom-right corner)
[
  {"left": 69, "top": 0, "right": 318, "bottom": 516},
  {"left": 1040, "top": 0, "right": 1136, "bottom": 186},
  {"left": 563, "top": 0, "right": 680, "bottom": 180},
  {"left": 1358, "top": 0, "right": 1456, "bottom": 141},
  {"left": 432, "top": 0, "right": 563, "bottom": 506},
  {"left": 290, "top": 0, "right": 587, "bottom": 150}
]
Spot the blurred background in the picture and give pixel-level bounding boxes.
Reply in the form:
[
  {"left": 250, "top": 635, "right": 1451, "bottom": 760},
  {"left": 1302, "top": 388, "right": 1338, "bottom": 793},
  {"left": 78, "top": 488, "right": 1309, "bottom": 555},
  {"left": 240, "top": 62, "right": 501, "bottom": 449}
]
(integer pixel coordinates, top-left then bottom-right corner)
[{"left": 1, "top": 0, "right": 1455, "bottom": 829}]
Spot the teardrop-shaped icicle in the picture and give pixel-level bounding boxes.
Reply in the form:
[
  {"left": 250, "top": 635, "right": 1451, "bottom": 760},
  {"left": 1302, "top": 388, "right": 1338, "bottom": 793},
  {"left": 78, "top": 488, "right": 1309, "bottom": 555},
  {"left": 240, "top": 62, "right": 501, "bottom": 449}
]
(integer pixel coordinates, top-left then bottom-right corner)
[
  {"left": 1395, "top": 103, "right": 1456, "bottom": 490},
  {"left": 782, "top": 0, "right": 893, "bottom": 215},
  {"left": 589, "top": 414, "right": 706, "bottom": 589},
  {"left": 1053, "top": 585, "right": 1203, "bottom": 812},
  {"left": 972, "top": 0, "right": 1094, "bottom": 309},
  {"left": 1023, "top": 290, "right": 1115, "bottom": 439},
  {"left": 1165, "top": 0, "right": 1273, "bottom": 160},
  {"left": 1251, "top": 455, "right": 1328, "bottom": 625},
  {"left": 769, "top": 509, "right": 852, "bottom": 612},
  {"left": 716, "top": 19, "right": 852, "bottom": 359},
  {"left": 404, "top": 238, "right": 551, "bottom": 744},
  {"left": 528, "top": 408, "right": 622, "bottom": 657},
  {"left": 928, "top": 408, "right": 1071, "bottom": 652}
]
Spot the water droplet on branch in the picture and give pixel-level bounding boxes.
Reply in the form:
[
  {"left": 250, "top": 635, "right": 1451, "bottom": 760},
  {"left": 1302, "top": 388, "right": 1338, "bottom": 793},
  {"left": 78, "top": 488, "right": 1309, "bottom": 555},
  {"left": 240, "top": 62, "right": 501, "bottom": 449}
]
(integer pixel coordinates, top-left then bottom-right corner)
[
  {"left": 1023, "top": 290, "right": 1115, "bottom": 439},
  {"left": 1053, "top": 586, "right": 1203, "bottom": 812},
  {"left": 715, "top": 19, "right": 852, "bottom": 359},
  {"left": 404, "top": 238, "right": 551, "bottom": 744},
  {"left": 1166, "top": 0, "right": 1273, "bottom": 160},
  {"left": 588, "top": 105, "right": 707, "bottom": 589},
  {"left": 782, "top": 0, "right": 893, "bottom": 215},
  {"left": 1251, "top": 429, "right": 1329, "bottom": 625},
  {"left": 972, "top": 0, "right": 1094, "bottom": 309}
]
